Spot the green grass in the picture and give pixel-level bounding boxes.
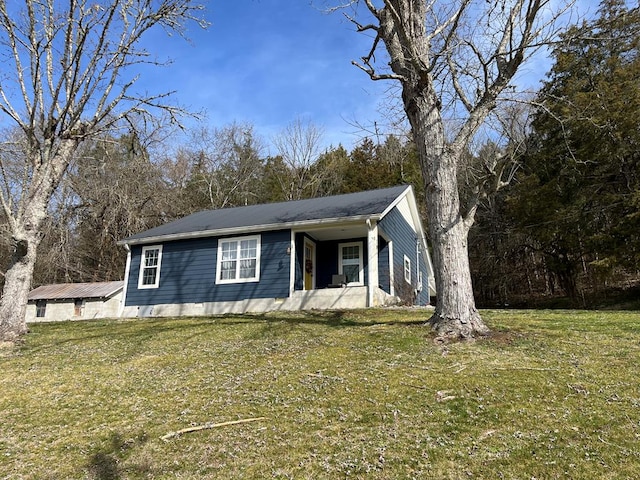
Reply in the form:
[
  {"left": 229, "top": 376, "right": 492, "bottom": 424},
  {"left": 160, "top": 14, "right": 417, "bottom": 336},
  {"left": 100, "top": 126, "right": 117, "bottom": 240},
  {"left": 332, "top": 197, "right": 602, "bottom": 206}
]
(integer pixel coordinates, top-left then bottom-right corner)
[{"left": 1, "top": 309, "right": 639, "bottom": 479}]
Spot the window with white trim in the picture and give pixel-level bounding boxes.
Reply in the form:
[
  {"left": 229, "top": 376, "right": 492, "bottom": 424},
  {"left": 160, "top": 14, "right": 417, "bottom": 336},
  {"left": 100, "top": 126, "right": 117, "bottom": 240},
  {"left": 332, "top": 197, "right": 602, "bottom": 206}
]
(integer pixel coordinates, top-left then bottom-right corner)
[
  {"left": 339, "top": 241, "right": 364, "bottom": 285},
  {"left": 404, "top": 255, "right": 411, "bottom": 284},
  {"left": 216, "top": 235, "right": 261, "bottom": 284},
  {"left": 138, "top": 245, "right": 163, "bottom": 289}
]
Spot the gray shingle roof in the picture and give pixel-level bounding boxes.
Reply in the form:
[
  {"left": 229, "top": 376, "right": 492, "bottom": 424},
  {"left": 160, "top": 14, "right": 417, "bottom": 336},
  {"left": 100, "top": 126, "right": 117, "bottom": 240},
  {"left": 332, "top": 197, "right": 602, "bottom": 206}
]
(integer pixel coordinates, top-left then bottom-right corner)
[
  {"left": 28, "top": 281, "right": 124, "bottom": 301},
  {"left": 121, "top": 185, "right": 410, "bottom": 245}
]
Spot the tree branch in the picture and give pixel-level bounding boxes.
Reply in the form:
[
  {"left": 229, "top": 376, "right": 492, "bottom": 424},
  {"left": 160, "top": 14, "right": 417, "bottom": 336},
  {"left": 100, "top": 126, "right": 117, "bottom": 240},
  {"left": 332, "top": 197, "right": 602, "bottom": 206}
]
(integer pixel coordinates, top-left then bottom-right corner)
[{"left": 161, "top": 417, "right": 268, "bottom": 442}]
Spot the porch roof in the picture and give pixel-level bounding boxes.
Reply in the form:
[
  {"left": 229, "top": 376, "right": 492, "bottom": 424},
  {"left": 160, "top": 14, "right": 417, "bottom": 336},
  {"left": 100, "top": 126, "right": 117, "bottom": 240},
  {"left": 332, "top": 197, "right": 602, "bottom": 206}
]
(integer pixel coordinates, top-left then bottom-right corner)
[{"left": 120, "top": 185, "right": 410, "bottom": 245}]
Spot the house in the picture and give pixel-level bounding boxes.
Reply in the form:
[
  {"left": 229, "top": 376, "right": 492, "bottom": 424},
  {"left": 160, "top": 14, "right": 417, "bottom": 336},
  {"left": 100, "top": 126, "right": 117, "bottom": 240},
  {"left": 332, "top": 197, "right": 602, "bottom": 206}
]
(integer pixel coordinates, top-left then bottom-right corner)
[
  {"left": 118, "top": 185, "right": 435, "bottom": 317},
  {"left": 26, "top": 281, "right": 124, "bottom": 323}
]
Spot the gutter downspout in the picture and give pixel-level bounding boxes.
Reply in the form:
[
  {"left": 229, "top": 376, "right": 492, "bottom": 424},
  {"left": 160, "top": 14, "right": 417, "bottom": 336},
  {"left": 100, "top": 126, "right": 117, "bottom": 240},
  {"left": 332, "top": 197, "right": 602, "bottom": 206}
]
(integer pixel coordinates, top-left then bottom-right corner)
[{"left": 416, "top": 238, "right": 421, "bottom": 305}]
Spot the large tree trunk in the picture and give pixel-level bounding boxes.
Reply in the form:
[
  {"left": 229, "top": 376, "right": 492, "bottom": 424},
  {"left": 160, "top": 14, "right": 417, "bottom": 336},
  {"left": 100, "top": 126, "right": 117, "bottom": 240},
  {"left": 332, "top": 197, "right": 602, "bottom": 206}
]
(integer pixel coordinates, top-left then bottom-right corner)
[
  {"left": 405, "top": 86, "right": 489, "bottom": 339},
  {"left": 427, "top": 214, "right": 488, "bottom": 338},
  {"left": 0, "top": 148, "right": 71, "bottom": 343},
  {"left": 0, "top": 230, "right": 41, "bottom": 342}
]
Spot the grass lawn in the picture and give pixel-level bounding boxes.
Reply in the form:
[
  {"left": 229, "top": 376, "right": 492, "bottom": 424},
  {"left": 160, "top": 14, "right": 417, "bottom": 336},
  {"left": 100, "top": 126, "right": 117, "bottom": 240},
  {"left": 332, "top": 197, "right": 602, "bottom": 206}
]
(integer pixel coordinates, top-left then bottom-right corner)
[{"left": 1, "top": 308, "right": 639, "bottom": 479}]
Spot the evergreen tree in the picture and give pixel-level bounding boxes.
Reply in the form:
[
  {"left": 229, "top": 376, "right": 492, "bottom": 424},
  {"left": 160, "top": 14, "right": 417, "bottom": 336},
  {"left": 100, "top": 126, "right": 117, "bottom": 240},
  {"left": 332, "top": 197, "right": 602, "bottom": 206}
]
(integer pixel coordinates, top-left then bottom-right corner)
[{"left": 505, "top": 0, "right": 640, "bottom": 301}]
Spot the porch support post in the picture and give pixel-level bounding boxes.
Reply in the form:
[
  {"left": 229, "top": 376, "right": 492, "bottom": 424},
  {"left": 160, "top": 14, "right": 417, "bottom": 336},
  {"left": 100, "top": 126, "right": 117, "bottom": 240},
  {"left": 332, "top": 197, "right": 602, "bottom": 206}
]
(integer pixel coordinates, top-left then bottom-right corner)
[
  {"left": 367, "top": 219, "right": 379, "bottom": 307},
  {"left": 289, "top": 230, "right": 296, "bottom": 297}
]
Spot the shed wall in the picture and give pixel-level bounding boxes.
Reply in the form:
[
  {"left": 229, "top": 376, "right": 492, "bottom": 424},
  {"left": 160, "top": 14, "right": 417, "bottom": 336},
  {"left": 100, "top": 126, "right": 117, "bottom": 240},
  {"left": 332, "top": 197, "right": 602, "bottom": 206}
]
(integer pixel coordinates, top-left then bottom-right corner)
[{"left": 25, "top": 294, "right": 122, "bottom": 323}]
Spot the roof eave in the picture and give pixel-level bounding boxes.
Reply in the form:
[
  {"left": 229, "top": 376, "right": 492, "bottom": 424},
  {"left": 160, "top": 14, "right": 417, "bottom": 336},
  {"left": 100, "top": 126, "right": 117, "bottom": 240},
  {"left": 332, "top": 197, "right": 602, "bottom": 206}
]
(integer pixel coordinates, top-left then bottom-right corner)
[{"left": 119, "top": 214, "right": 384, "bottom": 246}]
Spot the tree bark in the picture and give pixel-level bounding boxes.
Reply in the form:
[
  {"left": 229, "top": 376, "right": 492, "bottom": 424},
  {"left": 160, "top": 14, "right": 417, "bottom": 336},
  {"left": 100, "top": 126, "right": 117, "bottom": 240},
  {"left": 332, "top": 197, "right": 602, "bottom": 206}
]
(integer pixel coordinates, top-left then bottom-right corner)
[
  {"left": 0, "top": 232, "right": 40, "bottom": 342},
  {"left": 0, "top": 146, "right": 72, "bottom": 342},
  {"left": 403, "top": 83, "right": 489, "bottom": 339}
]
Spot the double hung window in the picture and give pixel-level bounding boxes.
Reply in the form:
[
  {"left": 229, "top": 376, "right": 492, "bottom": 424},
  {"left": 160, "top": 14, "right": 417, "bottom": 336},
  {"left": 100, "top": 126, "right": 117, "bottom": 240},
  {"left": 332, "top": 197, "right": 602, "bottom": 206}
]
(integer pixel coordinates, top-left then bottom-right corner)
[
  {"left": 339, "top": 242, "right": 364, "bottom": 285},
  {"left": 138, "top": 245, "right": 163, "bottom": 289},
  {"left": 217, "top": 235, "right": 260, "bottom": 283},
  {"left": 404, "top": 255, "right": 411, "bottom": 284}
]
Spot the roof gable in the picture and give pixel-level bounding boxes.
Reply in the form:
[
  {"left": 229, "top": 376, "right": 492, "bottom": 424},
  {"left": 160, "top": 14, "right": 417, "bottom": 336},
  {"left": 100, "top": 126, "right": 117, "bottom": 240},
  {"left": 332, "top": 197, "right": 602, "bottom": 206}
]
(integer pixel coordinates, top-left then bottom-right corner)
[{"left": 121, "top": 185, "right": 411, "bottom": 245}]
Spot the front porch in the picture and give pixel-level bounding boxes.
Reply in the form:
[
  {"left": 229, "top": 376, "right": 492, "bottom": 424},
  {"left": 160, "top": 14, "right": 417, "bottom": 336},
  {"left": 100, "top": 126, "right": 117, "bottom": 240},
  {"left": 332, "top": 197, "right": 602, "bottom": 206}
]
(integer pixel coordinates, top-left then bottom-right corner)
[{"left": 290, "top": 220, "right": 397, "bottom": 308}]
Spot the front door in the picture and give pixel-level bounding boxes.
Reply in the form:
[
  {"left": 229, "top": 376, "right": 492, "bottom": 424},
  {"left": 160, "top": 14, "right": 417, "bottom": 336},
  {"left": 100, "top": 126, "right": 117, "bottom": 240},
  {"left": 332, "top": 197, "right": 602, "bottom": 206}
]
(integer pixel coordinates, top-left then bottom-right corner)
[{"left": 304, "top": 238, "right": 316, "bottom": 290}]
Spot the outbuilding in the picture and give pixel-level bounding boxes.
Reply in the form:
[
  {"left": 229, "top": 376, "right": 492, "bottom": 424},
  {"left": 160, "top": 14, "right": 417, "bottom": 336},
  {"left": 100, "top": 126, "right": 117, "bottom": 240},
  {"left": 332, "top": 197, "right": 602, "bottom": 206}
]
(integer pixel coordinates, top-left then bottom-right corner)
[{"left": 26, "top": 281, "right": 124, "bottom": 322}]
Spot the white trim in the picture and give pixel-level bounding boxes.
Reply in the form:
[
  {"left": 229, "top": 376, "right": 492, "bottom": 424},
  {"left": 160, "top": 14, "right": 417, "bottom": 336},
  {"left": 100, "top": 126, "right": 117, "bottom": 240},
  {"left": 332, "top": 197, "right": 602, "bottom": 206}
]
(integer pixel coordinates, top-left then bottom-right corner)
[
  {"left": 119, "top": 216, "right": 382, "bottom": 246},
  {"left": 138, "top": 245, "right": 163, "bottom": 289},
  {"left": 382, "top": 184, "right": 435, "bottom": 295},
  {"left": 289, "top": 231, "right": 296, "bottom": 297},
  {"left": 367, "top": 219, "right": 379, "bottom": 307},
  {"left": 403, "top": 255, "right": 411, "bottom": 284},
  {"left": 216, "top": 234, "right": 261, "bottom": 284},
  {"left": 338, "top": 241, "right": 364, "bottom": 286},
  {"left": 380, "top": 184, "right": 411, "bottom": 218},
  {"left": 120, "top": 245, "right": 132, "bottom": 316},
  {"left": 388, "top": 241, "right": 395, "bottom": 296},
  {"left": 303, "top": 237, "right": 316, "bottom": 290}
]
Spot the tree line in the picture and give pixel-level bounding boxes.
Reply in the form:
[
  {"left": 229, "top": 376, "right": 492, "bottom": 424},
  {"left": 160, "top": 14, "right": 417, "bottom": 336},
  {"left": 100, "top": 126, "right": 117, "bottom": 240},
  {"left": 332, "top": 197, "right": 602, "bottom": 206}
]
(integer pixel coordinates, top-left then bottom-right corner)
[{"left": 470, "top": 0, "right": 640, "bottom": 308}]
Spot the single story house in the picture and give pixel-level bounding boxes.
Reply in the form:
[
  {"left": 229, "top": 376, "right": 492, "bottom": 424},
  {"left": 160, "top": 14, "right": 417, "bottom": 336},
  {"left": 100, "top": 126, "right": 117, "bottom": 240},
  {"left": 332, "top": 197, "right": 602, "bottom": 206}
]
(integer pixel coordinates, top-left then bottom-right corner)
[
  {"left": 26, "top": 281, "right": 124, "bottom": 323},
  {"left": 118, "top": 185, "right": 435, "bottom": 317}
]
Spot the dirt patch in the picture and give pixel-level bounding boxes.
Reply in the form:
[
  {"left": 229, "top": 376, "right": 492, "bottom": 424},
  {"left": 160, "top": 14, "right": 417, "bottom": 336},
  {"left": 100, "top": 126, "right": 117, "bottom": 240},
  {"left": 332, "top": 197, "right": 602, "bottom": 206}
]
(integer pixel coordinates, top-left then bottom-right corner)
[{"left": 482, "top": 329, "right": 522, "bottom": 346}]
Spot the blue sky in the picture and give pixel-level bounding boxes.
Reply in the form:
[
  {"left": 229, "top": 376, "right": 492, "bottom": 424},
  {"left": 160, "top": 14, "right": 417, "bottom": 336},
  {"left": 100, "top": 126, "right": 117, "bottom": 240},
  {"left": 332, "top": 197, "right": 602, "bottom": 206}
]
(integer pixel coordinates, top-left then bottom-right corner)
[
  {"left": 139, "top": 1, "right": 388, "bottom": 151},
  {"left": 137, "top": 0, "right": 604, "bottom": 153}
]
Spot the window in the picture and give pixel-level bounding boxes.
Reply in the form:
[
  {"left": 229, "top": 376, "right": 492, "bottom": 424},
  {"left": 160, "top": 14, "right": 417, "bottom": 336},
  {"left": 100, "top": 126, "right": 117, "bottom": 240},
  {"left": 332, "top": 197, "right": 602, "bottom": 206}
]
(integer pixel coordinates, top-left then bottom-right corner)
[
  {"left": 339, "top": 242, "right": 364, "bottom": 285},
  {"left": 404, "top": 255, "right": 411, "bottom": 284},
  {"left": 138, "top": 245, "right": 163, "bottom": 289},
  {"left": 74, "top": 299, "right": 85, "bottom": 317},
  {"left": 36, "top": 300, "right": 46, "bottom": 318},
  {"left": 216, "top": 235, "right": 260, "bottom": 284}
]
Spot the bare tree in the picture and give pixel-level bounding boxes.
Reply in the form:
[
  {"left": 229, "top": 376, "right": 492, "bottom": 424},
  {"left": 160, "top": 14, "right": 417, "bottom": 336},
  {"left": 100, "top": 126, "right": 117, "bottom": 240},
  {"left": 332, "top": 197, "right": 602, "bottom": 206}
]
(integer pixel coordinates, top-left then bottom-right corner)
[
  {"left": 0, "top": 0, "right": 206, "bottom": 342},
  {"left": 68, "top": 133, "right": 173, "bottom": 281},
  {"left": 272, "top": 117, "right": 328, "bottom": 200},
  {"left": 184, "top": 123, "right": 266, "bottom": 209},
  {"left": 333, "top": 0, "right": 574, "bottom": 339}
]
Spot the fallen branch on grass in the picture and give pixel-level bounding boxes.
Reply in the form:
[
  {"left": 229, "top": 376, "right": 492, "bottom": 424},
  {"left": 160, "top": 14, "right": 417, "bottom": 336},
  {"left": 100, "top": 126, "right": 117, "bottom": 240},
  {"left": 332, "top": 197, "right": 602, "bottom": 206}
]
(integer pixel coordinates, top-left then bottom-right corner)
[
  {"left": 161, "top": 417, "right": 268, "bottom": 442},
  {"left": 493, "top": 367, "right": 557, "bottom": 371}
]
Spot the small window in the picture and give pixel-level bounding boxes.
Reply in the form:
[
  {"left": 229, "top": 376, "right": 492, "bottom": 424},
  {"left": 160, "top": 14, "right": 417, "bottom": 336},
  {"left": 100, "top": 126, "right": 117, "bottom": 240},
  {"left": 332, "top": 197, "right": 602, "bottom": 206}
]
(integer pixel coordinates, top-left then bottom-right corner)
[
  {"left": 216, "top": 235, "right": 261, "bottom": 284},
  {"left": 138, "top": 245, "right": 163, "bottom": 289},
  {"left": 36, "top": 300, "right": 46, "bottom": 318},
  {"left": 74, "top": 299, "right": 85, "bottom": 317},
  {"left": 404, "top": 255, "right": 411, "bottom": 284},
  {"left": 339, "top": 242, "right": 364, "bottom": 285}
]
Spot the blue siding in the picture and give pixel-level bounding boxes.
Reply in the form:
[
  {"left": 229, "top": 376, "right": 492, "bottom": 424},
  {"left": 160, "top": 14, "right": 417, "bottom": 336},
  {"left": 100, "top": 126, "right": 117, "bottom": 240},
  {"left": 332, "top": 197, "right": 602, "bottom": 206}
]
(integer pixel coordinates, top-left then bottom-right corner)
[
  {"left": 378, "top": 237, "right": 390, "bottom": 293},
  {"left": 125, "top": 229, "right": 291, "bottom": 306},
  {"left": 379, "top": 207, "right": 430, "bottom": 305}
]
